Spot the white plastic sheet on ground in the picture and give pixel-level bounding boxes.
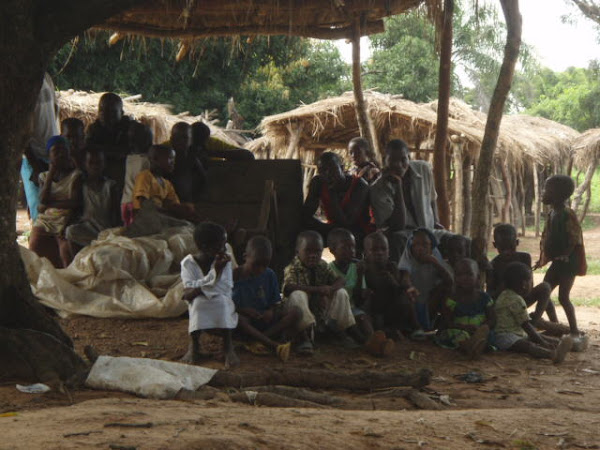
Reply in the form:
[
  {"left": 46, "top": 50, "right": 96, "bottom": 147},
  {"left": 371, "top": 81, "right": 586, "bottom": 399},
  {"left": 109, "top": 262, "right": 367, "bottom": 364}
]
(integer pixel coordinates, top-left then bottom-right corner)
[
  {"left": 20, "top": 225, "right": 224, "bottom": 319},
  {"left": 85, "top": 355, "right": 217, "bottom": 399}
]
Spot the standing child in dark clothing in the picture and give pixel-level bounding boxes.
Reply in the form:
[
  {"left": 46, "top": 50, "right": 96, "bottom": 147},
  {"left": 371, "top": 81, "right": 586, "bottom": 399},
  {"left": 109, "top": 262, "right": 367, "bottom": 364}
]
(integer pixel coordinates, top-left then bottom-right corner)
[
  {"left": 436, "top": 258, "right": 495, "bottom": 359},
  {"left": 86, "top": 93, "right": 131, "bottom": 193},
  {"left": 233, "top": 236, "right": 298, "bottom": 361},
  {"left": 361, "top": 232, "right": 424, "bottom": 342},
  {"left": 495, "top": 262, "right": 573, "bottom": 363},
  {"left": 327, "top": 228, "right": 376, "bottom": 346},
  {"left": 65, "top": 149, "right": 119, "bottom": 251},
  {"left": 169, "top": 122, "right": 206, "bottom": 205},
  {"left": 61, "top": 118, "right": 85, "bottom": 170},
  {"left": 180, "top": 222, "right": 239, "bottom": 367},
  {"left": 534, "top": 175, "right": 588, "bottom": 349},
  {"left": 488, "top": 224, "right": 556, "bottom": 328}
]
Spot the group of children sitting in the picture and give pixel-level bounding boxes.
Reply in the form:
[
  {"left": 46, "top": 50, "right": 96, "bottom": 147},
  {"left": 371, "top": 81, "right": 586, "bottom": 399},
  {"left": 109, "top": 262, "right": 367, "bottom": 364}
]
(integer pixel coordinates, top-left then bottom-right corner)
[
  {"left": 180, "top": 172, "right": 589, "bottom": 366},
  {"left": 28, "top": 92, "right": 248, "bottom": 267}
]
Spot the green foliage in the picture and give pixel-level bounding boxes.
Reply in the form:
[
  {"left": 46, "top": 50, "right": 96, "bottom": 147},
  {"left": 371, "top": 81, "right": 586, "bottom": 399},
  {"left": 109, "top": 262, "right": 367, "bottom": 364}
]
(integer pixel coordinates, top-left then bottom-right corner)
[
  {"left": 523, "top": 64, "right": 600, "bottom": 131},
  {"left": 49, "top": 34, "right": 347, "bottom": 129}
]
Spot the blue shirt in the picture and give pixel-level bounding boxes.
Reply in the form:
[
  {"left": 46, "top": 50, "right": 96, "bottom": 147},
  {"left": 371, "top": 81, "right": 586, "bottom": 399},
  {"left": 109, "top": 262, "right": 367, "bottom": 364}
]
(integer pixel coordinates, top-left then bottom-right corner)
[{"left": 233, "top": 268, "right": 281, "bottom": 313}]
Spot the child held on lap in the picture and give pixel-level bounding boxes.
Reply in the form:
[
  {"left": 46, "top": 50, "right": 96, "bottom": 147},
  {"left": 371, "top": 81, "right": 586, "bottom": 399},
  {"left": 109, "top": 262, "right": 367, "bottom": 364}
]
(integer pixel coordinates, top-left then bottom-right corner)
[
  {"left": 488, "top": 224, "right": 555, "bottom": 328},
  {"left": 436, "top": 258, "right": 495, "bottom": 359},
  {"left": 282, "top": 230, "right": 355, "bottom": 354},
  {"left": 233, "top": 236, "right": 298, "bottom": 361},
  {"left": 398, "top": 228, "right": 453, "bottom": 330},
  {"left": 132, "top": 144, "right": 199, "bottom": 222},
  {"left": 180, "top": 222, "right": 239, "bottom": 367},
  {"left": 495, "top": 262, "right": 573, "bottom": 363},
  {"left": 534, "top": 175, "right": 588, "bottom": 345},
  {"left": 327, "top": 228, "right": 375, "bottom": 343},
  {"left": 29, "top": 136, "right": 82, "bottom": 268},
  {"left": 361, "top": 232, "right": 423, "bottom": 341}
]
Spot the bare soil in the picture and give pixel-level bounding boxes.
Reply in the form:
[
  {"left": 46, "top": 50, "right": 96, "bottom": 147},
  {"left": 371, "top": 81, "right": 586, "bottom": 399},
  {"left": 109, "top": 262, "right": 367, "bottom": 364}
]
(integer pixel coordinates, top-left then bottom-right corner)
[{"left": 4, "top": 210, "right": 599, "bottom": 449}]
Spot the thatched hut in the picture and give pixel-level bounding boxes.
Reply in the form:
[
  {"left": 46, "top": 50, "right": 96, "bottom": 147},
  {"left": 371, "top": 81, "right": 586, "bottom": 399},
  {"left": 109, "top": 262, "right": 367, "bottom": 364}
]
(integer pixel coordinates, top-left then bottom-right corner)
[
  {"left": 571, "top": 128, "right": 600, "bottom": 221},
  {"left": 57, "top": 90, "right": 240, "bottom": 146},
  {"left": 249, "top": 92, "right": 579, "bottom": 236}
]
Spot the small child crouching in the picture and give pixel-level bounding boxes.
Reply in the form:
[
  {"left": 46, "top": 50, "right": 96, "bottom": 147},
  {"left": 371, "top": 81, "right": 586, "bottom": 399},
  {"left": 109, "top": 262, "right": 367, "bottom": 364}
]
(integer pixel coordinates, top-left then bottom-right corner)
[
  {"left": 180, "top": 222, "right": 239, "bottom": 367},
  {"left": 361, "top": 232, "right": 423, "bottom": 344},
  {"left": 436, "top": 258, "right": 495, "bottom": 359},
  {"left": 495, "top": 262, "right": 573, "bottom": 363},
  {"left": 233, "top": 236, "right": 299, "bottom": 361},
  {"left": 283, "top": 231, "right": 356, "bottom": 355}
]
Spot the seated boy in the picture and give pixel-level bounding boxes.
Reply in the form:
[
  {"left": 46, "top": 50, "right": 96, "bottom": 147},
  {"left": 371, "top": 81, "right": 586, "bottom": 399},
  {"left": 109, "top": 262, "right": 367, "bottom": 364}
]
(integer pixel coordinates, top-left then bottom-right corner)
[
  {"left": 398, "top": 228, "right": 453, "bottom": 330},
  {"left": 65, "top": 148, "right": 119, "bottom": 251},
  {"left": 233, "top": 236, "right": 299, "bottom": 361},
  {"left": 495, "top": 262, "right": 573, "bottom": 363},
  {"left": 441, "top": 234, "right": 469, "bottom": 273},
  {"left": 327, "top": 228, "right": 374, "bottom": 344},
  {"left": 60, "top": 117, "right": 85, "bottom": 170},
  {"left": 283, "top": 230, "right": 356, "bottom": 354},
  {"left": 361, "top": 232, "right": 424, "bottom": 342},
  {"left": 132, "top": 144, "right": 200, "bottom": 223},
  {"left": 488, "top": 224, "right": 566, "bottom": 334}
]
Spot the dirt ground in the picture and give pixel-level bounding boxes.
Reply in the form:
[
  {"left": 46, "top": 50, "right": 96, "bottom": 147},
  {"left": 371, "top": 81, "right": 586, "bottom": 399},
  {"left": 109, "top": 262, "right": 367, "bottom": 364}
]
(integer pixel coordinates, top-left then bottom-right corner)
[{"left": 3, "top": 210, "right": 600, "bottom": 449}]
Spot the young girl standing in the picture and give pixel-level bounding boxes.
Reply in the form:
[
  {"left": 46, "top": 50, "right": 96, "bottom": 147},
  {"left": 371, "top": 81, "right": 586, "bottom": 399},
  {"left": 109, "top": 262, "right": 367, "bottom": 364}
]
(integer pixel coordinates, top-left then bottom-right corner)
[
  {"left": 534, "top": 175, "right": 588, "bottom": 348},
  {"left": 180, "top": 222, "right": 239, "bottom": 367}
]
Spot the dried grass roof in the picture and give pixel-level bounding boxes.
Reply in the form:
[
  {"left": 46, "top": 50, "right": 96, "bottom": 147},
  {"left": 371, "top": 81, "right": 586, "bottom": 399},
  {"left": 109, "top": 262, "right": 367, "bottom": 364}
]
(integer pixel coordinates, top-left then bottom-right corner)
[
  {"left": 57, "top": 90, "right": 239, "bottom": 146},
  {"left": 98, "top": 0, "right": 437, "bottom": 41},
  {"left": 572, "top": 128, "right": 600, "bottom": 168},
  {"left": 255, "top": 92, "right": 579, "bottom": 170}
]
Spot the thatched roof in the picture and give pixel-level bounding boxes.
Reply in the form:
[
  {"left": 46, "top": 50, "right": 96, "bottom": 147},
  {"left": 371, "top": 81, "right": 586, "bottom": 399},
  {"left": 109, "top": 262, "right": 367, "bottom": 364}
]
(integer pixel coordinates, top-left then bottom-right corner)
[
  {"left": 57, "top": 90, "right": 240, "bottom": 146},
  {"left": 97, "top": 0, "right": 438, "bottom": 41},
  {"left": 254, "top": 92, "right": 579, "bottom": 170},
  {"left": 572, "top": 128, "right": 600, "bottom": 168}
]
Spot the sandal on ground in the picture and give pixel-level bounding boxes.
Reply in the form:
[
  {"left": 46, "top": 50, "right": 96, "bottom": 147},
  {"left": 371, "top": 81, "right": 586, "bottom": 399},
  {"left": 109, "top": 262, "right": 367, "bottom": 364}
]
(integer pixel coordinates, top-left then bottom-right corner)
[{"left": 276, "top": 342, "right": 291, "bottom": 362}]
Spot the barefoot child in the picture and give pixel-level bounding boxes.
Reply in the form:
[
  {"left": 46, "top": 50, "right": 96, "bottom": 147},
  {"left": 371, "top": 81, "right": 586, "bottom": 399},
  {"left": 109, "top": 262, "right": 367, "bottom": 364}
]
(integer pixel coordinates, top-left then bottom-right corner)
[
  {"left": 29, "top": 136, "right": 83, "bottom": 268},
  {"left": 327, "top": 228, "right": 374, "bottom": 343},
  {"left": 488, "top": 224, "right": 557, "bottom": 328},
  {"left": 180, "top": 222, "right": 239, "bottom": 366},
  {"left": 534, "top": 175, "right": 588, "bottom": 348},
  {"left": 233, "top": 236, "right": 297, "bottom": 361},
  {"left": 398, "top": 228, "right": 453, "bottom": 330},
  {"left": 283, "top": 230, "right": 355, "bottom": 354},
  {"left": 495, "top": 262, "right": 573, "bottom": 363},
  {"left": 361, "top": 231, "right": 423, "bottom": 343},
  {"left": 436, "top": 258, "right": 495, "bottom": 359}
]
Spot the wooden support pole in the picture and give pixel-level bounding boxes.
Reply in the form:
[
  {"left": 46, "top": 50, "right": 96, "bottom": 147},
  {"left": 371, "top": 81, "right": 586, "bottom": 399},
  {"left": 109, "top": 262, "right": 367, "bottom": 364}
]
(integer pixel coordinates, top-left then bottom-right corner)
[
  {"left": 533, "top": 164, "right": 541, "bottom": 237},
  {"left": 351, "top": 17, "right": 379, "bottom": 164},
  {"left": 432, "top": 0, "right": 454, "bottom": 229},
  {"left": 284, "top": 121, "right": 304, "bottom": 159},
  {"left": 452, "top": 141, "right": 464, "bottom": 233},
  {"left": 469, "top": 0, "right": 521, "bottom": 259},
  {"left": 462, "top": 155, "right": 472, "bottom": 236},
  {"left": 572, "top": 159, "right": 598, "bottom": 219}
]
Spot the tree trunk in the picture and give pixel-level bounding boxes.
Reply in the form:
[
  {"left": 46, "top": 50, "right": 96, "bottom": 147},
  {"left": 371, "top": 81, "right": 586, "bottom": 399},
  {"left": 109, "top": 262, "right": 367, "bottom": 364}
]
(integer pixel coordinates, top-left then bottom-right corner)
[
  {"left": 0, "top": 0, "right": 141, "bottom": 382},
  {"left": 452, "top": 142, "right": 464, "bottom": 232},
  {"left": 469, "top": 0, "right": 522, "bottom": 259},
  {"left": 462, "top": 155, "right": 472, "bottom": 235},
  {"left": 351, "top": 17, "right": 379, "bottom": 164},
  {"left": 433, "top": 0, "right": 454, "bottom": 229},
  {"left": 572, "top": 160, "right": 597, "bottom": 216},
  {"left": 533, "top": 164, "right": 541, "bottom": 237}
]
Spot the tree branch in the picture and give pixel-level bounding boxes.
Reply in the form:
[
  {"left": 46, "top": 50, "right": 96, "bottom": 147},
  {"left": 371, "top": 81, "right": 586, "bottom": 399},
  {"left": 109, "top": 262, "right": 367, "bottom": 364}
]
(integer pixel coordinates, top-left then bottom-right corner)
[{"left": 571, "top": 0, "right": 600, "bottom": 25}]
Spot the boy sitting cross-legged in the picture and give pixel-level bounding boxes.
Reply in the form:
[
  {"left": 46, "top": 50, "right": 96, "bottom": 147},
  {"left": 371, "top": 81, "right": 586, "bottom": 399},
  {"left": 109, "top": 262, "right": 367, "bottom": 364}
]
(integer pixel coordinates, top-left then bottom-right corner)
[
  {"left": 283, "top": 230, "right": 356, "bottom": 355},
  {"left": 233, "top": 236, "right": 298, "bottom": 361},
  {"left": 495, "top": 262, "right": 573, "bottom": 363}
]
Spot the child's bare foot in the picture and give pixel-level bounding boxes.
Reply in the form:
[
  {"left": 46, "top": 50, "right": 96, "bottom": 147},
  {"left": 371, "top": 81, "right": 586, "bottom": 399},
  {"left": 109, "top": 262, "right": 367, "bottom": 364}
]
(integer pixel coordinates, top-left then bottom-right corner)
[
  {"left": 180, "top": 349, "right": 207, "bottom": 365},
  {"left": 571, "top": 334, "right": 589, "bottom": 352},
  {"left": 553, "top": 335, "right": 574, "bottom": 363},
  {"left": 225, "top": 349, "right": 240, "bottom": 368}
]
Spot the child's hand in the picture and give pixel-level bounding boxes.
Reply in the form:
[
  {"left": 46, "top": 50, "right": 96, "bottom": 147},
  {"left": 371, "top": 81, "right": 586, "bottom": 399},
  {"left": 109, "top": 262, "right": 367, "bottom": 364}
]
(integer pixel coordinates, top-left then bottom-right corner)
[
  {"left": 214, "top": 252, "right": 230, "bottom": 273},
  {"left": 420, "top": 254, "right": 439, "bottom": 265},
  {"left": 406, "top": 286, "right": 419, "bottom": 303},
  {"left": 317, "top": 285, "right": 333, "bottom": 297},
  {"left": 532, "top": 261, "right": 541, "bottom": 270}
]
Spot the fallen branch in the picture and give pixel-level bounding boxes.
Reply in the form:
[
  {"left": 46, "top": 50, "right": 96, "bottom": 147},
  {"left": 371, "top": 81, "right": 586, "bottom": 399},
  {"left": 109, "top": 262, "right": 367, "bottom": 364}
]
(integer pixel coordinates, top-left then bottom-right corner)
[
  {"left": 244, "top": 385, "right": 343, "bottom": 405},
  {"left": 209, "top": 368, "right": 432, "bottom": 390},
  {"left": 230, "top": 391, "right": 327, "bottom": 408}
]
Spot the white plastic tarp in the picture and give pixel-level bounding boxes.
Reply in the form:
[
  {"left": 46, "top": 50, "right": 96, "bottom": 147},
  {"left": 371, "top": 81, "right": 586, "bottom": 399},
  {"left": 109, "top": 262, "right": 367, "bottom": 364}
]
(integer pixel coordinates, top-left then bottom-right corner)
[
  {"left": 85, "top": 355, "right": 217, "bottom": 399},
  {"left": 21, "top": 226, "right": 199, "bottom": 318}
]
